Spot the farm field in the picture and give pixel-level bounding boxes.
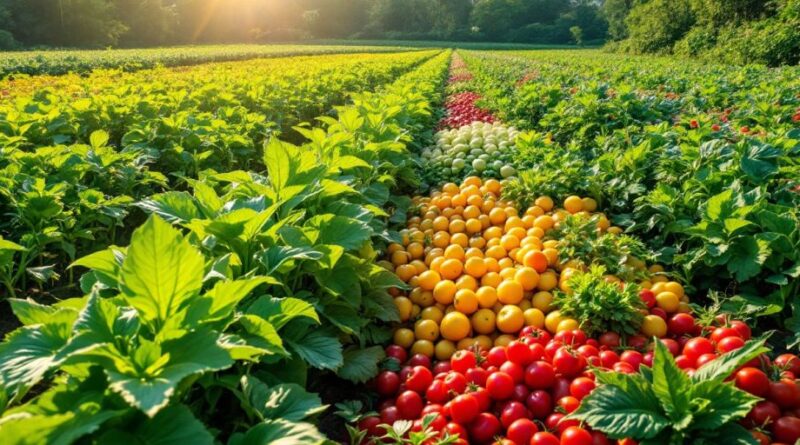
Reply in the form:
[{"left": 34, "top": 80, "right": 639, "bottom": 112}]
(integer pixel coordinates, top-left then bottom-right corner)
[{"left": 0, "top": 44, "right": 799, "bottom": 445}]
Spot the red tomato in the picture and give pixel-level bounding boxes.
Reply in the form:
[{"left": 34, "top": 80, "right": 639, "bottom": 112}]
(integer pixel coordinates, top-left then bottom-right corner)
[
  {"left": 553, "top": 347, "right": 586, "bottom": 377},
  {"left": 408, "top": 354, "right": 431, "bottom": 368},
  {"left": 599, "top": 350, "right": 620, "bottom": 368},
  {"left": 667, "top": 313, "right": 695, "bottom": 336},
  {"left": 769, "top": 379, "right": 800, "bottom": 409},
  {"left": 380, "top": 405, "right": 400, "bottom": 425},
  {"left": 425, "top": 379, "right": 449, "bottom": 404},
  {"left": 591, "top": 431, "right": 610, "bottom": 445},
  {"left": 376, "top": 371, "right": 400, "bottom": 396},
  {"left": 396, "top": 390, "right": 423, "bottom": 419},
  {"left": 746, "top": 400, "right": 782, "bottom": 427},
  {"left": 469, "top": 412, "right": 501, "bottom": 443},
  {"left": 775, "top": 354, "right": 800, "bottom": 375},
  {"left": 531, "top": 431, "right": 561, "bottom": 445},
  {"left": 470, "top": 386, "right": 492, "bottom": 411},
  {"left": 525, "top": 361, "right": 556, "bottom": 389},
  {"left": 450, "top": 349, "right": 477, "bottom": 374},
  {"left": 695, "top": 353, "right": 718, "bottom": 368},
  {"left": 560, "top": 426, "right": 593, "bottom": 445},
  {"left": 552, "top": 376, "right": 572, "bottom": 401},
  {"left": 674, "top": 355, "right": 693, "bottom": 370},
  {"left": 508, "top": 340, "right": 534, "bottom": 366},
  {"left": 729, "top": 320, "right": 752, "bottom": 340},
  {"left": 570, "top": 376, "right": 597, "bottom": 400},
  {"left": 385, "top": 345, "right": 408, "bottom": 364},
  {"left": 512, "top": 383, "right": 531, "bottom": 403},
  {"left": 639, "top": 289, "right": 656, "bottom": 308},
  {"left": 750, "top": 431, "right": 770, "bottom": 445},
  {"left": 434, "top": 361, "right": 452, "bottom": 375},
  {"left": 683, "top": 337, "right": 715, "bottom": 363},
  {"left": 444, "top": 422, "right": 468, "bottom": 441},
  {"left": 464, "top": 366, "right": 488, "bottom": 385},
  {"left": 487, "top": 346, "right": 508, "bottom": 367},
  {"left": 710, "top": 327, "right": 740, "bottom": 343},
  {"left": 506, "top": 418, "right": 538, "bottom": 445},
  {"left": 557, "top": 395, "right": 581, "bottom": 413},
  {"left": 627, "top": 335, "right": 648, "bottom": 350},
  {"left": 734, "top": 367, "right": 770, "bottom": 397},
  {"left": 716, "top": 336, "right": 745, "bottom": 353},
  {"left": 526, "top": 389, "right": 553, "bottom": 419},
  {"left": 658, "top": 339, "right": 680, "bottom": 356},
  {"left": 613, "top": 361, "right": 636, "bottom": 374},
  {"left": 450, "top": 393, "right": 480, "bottom": 424},
  {"left": 358, "top": 416, "right": 382, "bottom": 437},
  {"left": 444, "top": 371, "right": 467, "bottom": 394},
  {"left": 486, "top": 371, "right": 515, "bottom": 400},
  {"left": 620, "top": 350, "right": 644, "bottom": 371},
  {"left": 500, "top": 400, "right": 528, "bottom": 428},
  {"left": 599, "top": 332, "right": 621, "bottom": 348},
  {"left": 501, "top": 361, "right": 525, "bottom": 384},
  {"left": 771, "top": 416, "right": 800, "bottom": 443},
  {"left": 405, "top": 366, "right": 433, "bottom": 393}
]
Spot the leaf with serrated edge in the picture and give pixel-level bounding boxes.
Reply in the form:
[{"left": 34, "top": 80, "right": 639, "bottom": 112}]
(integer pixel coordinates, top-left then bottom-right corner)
[
  {"left": 651, "top": 338, "right": 692, "bottom": 422},
  {"left": 691, "top": 339, "right": 768, "bottom": 383}
]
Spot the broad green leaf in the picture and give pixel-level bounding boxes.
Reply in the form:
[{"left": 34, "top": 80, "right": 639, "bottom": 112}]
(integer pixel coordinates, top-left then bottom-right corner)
[
  {"left": 8, "top": 298, "right": 61, "bottom": 325},
  {"left": 726, "top": 237, "right": 770, "bottom": 282},
  {"left": 259, "top": 246, "right": 323, "bottom": 275},
  {"left": 89, "top": 130, "right": 109, "bottom": 149},
  {"left": 651, "top": 338, "right": 692, "bottom": 421},
  {"left": 306, "top": 215, "right": 371, "bottom": 251},
  {"left": 691, "top": 339, "right": 768, "bottom": 383},
  {"left": 704, "top": 422, "right": 759, "bottom": 444},
  {"left": 284, "top": 325, "right": 343, "bottom": 371},
  {"left": 119, "top": 215, "right": 205, "bottom": 329},
  {"left": 0, "top": 316, "right": 95, "bottom": 401},
  {"left": 568, "top": 384, "right": 670, "bottom": 439},
  {"left": 246, "top": 296, "right": 320, "bottom": 330},
  {"left": 337, "top": 346, "right": 385, "bottom": 384},
  {"left": 136, "top": 192, "right": 202, "bottom": 224},
  {"left": 95, "top": 405, "right": 213, "bottom": 445},
  {"left": 183, "top": 277, "right": 271, "bottom": 326},
  {"left": 238, "top": 315, "right": 288, "bottom": 357},
  {"left": 319, "top": 302, "right": 366, "bottom": 335},
  {"left": 723, "top": 218, "right": 754, "bottom": 235},
  {"left": 0, "top": 238, "right": 25, "bottom": 252},
  {"left": 106, "top": 330, "right": 233, "bottom": 416},
  {"left": 241, "top": 375, "right": 326, "bottom": 422},
  {"left": 706, "top": 189, "right": 733, "bottom": 220},
  {"left": 73, "top": 292, "right": 139, "bottom": 344},
  {"left": 362, "top": 290, "right": 400, "bottom": 323},
  {"left": 690, "top": 380, "right": 759, "bottom": 431},
  {"left": 228, "top": 419, "right": 327, "bottom": 445}
]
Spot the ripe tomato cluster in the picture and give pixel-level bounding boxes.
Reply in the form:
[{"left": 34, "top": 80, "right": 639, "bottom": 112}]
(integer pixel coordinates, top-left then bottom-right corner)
[
  {"left": 361, "top": 312, "right": 800, "bottom": 445},
  {"left": 439, "top": 92, "right": 497, "bottom": 129}
]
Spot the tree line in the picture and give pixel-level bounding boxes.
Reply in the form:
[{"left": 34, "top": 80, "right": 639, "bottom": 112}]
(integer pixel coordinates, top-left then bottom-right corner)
[
  {"left": 604, "top": 0, "right": 800, "bottom": 66},
  {"left": 0, "top": 0, "right": 607, "bottom": 49}
]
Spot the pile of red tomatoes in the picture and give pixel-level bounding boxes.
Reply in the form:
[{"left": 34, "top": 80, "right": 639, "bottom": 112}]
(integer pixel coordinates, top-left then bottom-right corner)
[
  {"left": 360, "top": 310, "right": 800, "bottom": 445},
  {"left": 439, "top": 92, "right": 496, "bottom": 129}
]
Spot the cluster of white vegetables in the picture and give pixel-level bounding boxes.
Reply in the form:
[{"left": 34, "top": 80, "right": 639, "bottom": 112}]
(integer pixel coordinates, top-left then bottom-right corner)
[{"left": 421, "top": 122, "right": 519, "bottom": 184}]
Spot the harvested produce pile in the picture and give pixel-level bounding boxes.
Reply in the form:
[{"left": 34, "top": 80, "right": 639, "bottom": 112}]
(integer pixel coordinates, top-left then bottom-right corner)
[
  {"left": 421, "top": 122, "right": 519, "bottom": 186},
  {"left": 356, "top": 176, "right": 800, "bottom": 444}
]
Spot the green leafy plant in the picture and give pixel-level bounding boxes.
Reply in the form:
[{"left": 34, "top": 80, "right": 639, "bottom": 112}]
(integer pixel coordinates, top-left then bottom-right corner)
[
  {"left": 553, "top": 265, "right": 646, "bottom": 336},
  {"left": 568, "top": 338, "right": 769, "bottom": 444}
]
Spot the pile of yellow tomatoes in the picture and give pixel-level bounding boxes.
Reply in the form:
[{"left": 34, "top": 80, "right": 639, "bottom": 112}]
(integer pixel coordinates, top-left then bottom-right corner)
[{"left": 382, "top": 176, "right": 691, "bottom": 361}]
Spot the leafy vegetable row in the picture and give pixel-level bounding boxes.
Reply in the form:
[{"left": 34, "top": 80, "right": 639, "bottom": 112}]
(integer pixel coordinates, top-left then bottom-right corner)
[
  {"left": 454, "top": 50, "right": 800, "bottom": 349},
  {"left": 0, "top": 50, "right": 439, "bottom": 297},
  {"left": 0, "top": 50, "right": 452, "bottom": 444},
  {"left": 0, "top": 44, "right": 419, "bottom": 78}
]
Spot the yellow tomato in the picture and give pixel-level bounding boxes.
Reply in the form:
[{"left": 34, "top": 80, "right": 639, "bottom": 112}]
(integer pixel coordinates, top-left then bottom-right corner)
[
  {"left": 433, "top": 280, "right": 457, "bottom": 305},
  {"left": 476, "top": 286, "right": 498, "bottom": 308},
  {"left": 393, "top": 328, "right": 414, "bottom": 348},
  {"left": 532, "top": 291, "right": 554, "bottom": 312},
  {"left": 494, "top": 334, "right": 515, "bottom": 347},
  {"left": 395, "top": 296, "right": 412, "bottom": 321},
  {"left": 414, "top": 319, "right": 440, "bottom": 341},
  {"left": 471, "top": 308, "right": 497, "bottom": 335},
  {"left": 545, "top": 310, "right": 564, "bottom": 333},
  {"left": 421, "top": 306, "right": 444, "bottom": 324},
  {"left": 656, "top": 291, "right": 680, "bottom": 313},
  {"left": 641, "top": 315, "right": 667, "bottom": 338},
  {"left": 440, "top": 312, "right": 471, "bottom": 341},
  {"left": 497, "top": 305, "right": 525, "bottom": 333},
  {"left": 556, "top": 318, "right": 580, "bottom": 332},
  {"left": 454, "top": 289, "right": 479, "bottom": 314},
  {"left": 497, "top": 280, "right": 524, "bottom": 304},
  {"left": 411, "top": 339, "right": 434, "bottom": 357},
  {"left": 523, "top": 308, "right": 546, "bottom": 328},
  {"left": 434, "top": 340, "right": 456, "bottom": 361}
]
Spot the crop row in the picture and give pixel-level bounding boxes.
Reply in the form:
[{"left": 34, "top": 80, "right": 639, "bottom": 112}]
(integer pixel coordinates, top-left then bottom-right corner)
[
  {"left": 451, "top": 50, "right": 800, "bottom": 349},
  {"left": 0, "top": 50, "right": 439, "bottom": 297},
  {"left": 0, "top": 44, "right": 418, "bottom": 78},
  {"left": 0, "top": 50, "right": 452, "bottom": 443}
]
